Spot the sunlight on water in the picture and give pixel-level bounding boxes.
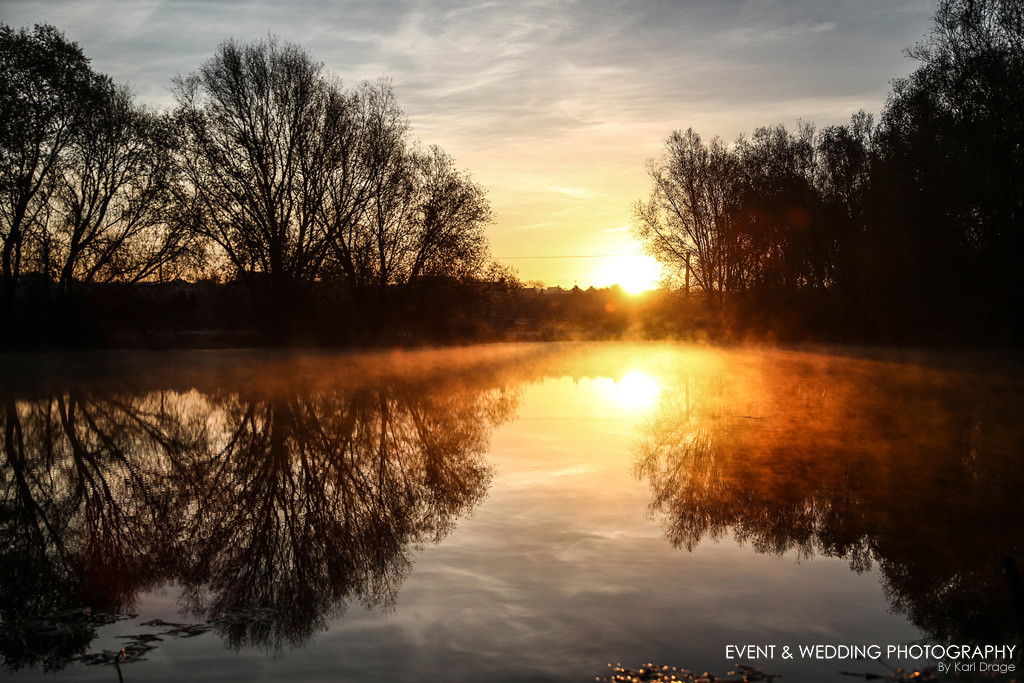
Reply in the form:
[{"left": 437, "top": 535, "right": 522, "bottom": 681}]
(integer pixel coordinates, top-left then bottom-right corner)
[
  {"left": 591, "top": 370, "right": 661, "bottom": 413},
  {"left": 1, "top": 342, "right": 1022, "bottom": 682}
]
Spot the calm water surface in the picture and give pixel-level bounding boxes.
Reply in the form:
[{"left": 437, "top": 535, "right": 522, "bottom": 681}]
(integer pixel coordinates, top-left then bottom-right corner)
[{"left": 2, "top": 342, "right": 1022, "bottom": 681}]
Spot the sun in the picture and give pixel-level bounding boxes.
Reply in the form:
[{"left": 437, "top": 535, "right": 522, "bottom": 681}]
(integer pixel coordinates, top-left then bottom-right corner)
[{"left": 610, "top": 254, "right": 662, "bottom": 293}]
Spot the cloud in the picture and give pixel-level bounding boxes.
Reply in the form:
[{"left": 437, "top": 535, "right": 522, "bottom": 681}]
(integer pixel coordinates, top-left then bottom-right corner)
[
  {"left": 0, "top": 0, "right": 936, "bottom": 285},
  {"left": 548, "top": 186, "right": 595, "bottom": 199},
  {"left": 1, "top": 0, "right": 930, "bottom": 140},
  {"left": 719, "top": 19, "right": 838, "bottom": 47}
]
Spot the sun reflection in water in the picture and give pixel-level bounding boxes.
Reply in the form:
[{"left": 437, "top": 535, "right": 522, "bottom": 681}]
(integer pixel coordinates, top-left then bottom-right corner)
[{"left": 596, "top": 370, "right": 661, "bottom": 413}]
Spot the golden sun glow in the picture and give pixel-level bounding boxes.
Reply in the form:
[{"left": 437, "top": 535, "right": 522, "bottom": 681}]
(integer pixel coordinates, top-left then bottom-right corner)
[
  {"left": 615, "top": 370, "right": 661, "bottom": 409},
  {"left": 591, "top": 370, "right": 662, "bottom": 413},
  {"left": 603, "top": 254, "right": 662, "bottom": 293}
]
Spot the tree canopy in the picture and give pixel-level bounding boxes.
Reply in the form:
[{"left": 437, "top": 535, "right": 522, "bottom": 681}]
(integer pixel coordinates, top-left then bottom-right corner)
[
  {"left": 634, "top": 0, "right": 1024, "bottom": 344},
  {"left": 0, "top": 26, "right": 510, "bottom": 346}
]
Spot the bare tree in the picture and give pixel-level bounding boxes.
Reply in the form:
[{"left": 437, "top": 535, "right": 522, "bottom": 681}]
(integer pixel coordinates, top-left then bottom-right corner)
[
  {"left": 632, "top": 129, "right": 740, "bottom": 301},
  {"left": 45, "top": 84, "right": 196, "bottom": 296},
  {"left": 322, "top": 81, "right": 493, "bottom": 328},
  {"left": 319, "top": 79, "right": 396, "bottom": 300},
  {"left": 359, "top": 144, "right": 490, "bottom": 287},
  {"left": 409, "top": 145, "right": 491, "bottom": 283},
  {"left": 337, "top": 80, "right": 414, "bottom": 305},
  {"left": 0, "top": 24, "right": 105, "bottom": 326},
  {"left": 908, "top": 0, "right": 1024, "bottom": 64},
  {"left": 173, "top": 36, "right": 360, "bottom": 337}
]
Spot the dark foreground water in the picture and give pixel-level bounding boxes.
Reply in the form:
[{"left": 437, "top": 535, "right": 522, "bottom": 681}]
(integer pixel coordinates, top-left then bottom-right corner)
[{"left": 1, "top": 343, "right": 1022, "bottom": 682}]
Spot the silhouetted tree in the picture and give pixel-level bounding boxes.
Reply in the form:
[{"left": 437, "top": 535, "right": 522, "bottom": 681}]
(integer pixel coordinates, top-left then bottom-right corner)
[
  {"left": 173, "top": 36, "right": 361, "bottom": 340},
  {"left": 325, "top": 82, "right": 494, "bottom": 335},
  {"left": 2, "top": 27, "right": 506, "bottom": 346},
  {"left": 633, "top": 129, "right": 740, "bottom": 303},
  {"left": 873, "top": 0, "right": 1024, "bottom": 340},
  {"left": 0, "top": 24, "right": 107, "bottom": 338},
  {"left": 174, "top": 39, "right": 498, "bottom": 342},
  {"left": 353, "top": 143, "right": 492, "bottom": 330},
  {"left": 326, "top": 79, "right": 408, "bottom": 308},
  {"left": 814, "top": 112, "right": 875, "bottom": 322},
  {"left": 1, "top": 24, "right": 204, "bottom": 345},
  {"left": 634, "top": 124, "right": 839, "bottom": 332},
  {"left": 734, "top": 123, "right": 827, "bottom": 293},
  {"left": 44, "top": 86, "right": 195, "bottom": 296},
  {"left": 635, "top": 0, "right": 1024, "bottom": 343}
]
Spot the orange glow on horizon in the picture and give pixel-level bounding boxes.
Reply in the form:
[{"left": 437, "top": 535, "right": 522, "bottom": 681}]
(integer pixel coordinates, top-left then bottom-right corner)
[
  {"left": 495, "top": 240, "right": 663, "bottom": 291},
  {"left": 599, "top": 253, "right": 663, "bottom": 293}
]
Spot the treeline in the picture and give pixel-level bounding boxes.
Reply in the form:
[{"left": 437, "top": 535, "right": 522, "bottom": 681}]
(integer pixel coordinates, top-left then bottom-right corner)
[
  {"left": 0, "top": 25, "right": 515, "bottom": 348},
  {"left": 635, "top": 0, "right": 1024, "bottom": 345}
]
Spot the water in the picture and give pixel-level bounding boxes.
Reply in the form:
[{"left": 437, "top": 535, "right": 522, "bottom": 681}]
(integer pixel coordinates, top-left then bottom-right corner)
[{"left": 1, "top": 342, "right": 1022, "bottom": 681}]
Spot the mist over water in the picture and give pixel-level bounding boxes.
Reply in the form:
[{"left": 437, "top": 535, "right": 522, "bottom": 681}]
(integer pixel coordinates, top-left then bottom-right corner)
[{"left": 1, "top": 343, "right": 1021, "bottom": 681}]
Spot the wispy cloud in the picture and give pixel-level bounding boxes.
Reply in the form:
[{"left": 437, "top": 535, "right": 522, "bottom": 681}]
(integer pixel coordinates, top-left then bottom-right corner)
[
  {"left": 548, "top": 186, "right": 595, "bottom": 199},
  {"left": 1, "top": 0, "right": 935, "bottom": 285}
]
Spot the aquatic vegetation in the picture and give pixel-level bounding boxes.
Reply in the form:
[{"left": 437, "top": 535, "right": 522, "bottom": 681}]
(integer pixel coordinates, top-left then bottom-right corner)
[{"left": 600, "top": 662, "right": 780, "bottom": 682}]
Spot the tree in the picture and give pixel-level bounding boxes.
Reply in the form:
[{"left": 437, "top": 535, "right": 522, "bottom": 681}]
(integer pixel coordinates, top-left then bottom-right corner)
[
  {"left": 814, "top": 112, "right": 877, "bottom": 330},
  {"left": 3, "top": 28, "right": 501, "bottom": 345},
  {"left": 733, "top": 122, "right": 830, "bottom": 295},
  {"left": 635, "top": 121, "right": 872, "bottom": 336},
  {"left": 319, "top": 79, "right": 399, "bottom": 306},
  {"left": 173, "top": 36, "right": 360, "bottom": 338},
  {"left": 875, "top": 0, "right": 1024, "bottom": 339},
  {"left": 632, "top": 129, "right": 741, "bottom": 301},
  {"left": 45, "top": 84, "right": 198, "bottom": 297},
  {"left": 634, "top": 0, "right": 1024, "bottom": 342},
  {"left": 355, "top": 144, "right": 490, "bottom": 298},
  {"left": 410, "top": 146, "right": 491, "bottom": 282},
  {"left": 324, "top": 81, "right": 493, "bottom": 334},
  {"left": 331, "top": 80, "right": 413, "bottom": 309},
  {"left": 0, "top": 24, "right": 106, "bottom": 330},
  {"left": 1, "top": 24, "right": 202, "bottom": 345},
  {"left": 383, "top": 145, "right": 495, "bottom": 337}
]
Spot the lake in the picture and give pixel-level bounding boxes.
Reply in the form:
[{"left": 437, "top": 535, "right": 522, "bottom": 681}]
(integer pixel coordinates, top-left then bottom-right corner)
[{"left": 2, "top": 342, "right": 1022, "bottom": 681}]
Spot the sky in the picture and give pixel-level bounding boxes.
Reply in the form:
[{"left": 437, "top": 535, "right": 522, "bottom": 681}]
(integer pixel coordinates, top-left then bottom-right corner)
[{"left": 2, "top": 0, "right": 937, "bottom": 289}]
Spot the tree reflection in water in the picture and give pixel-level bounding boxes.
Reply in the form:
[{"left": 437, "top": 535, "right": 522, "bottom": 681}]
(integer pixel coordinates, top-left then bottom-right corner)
[
  {"left": 0, "top": 359, "right": 518, "bottom": 668},
  {"left": 634, "top": 351, "right": 1024, "bottom": 646},
  {"left": 1, "top": 389, "right": 200, "bottom": 669}
]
